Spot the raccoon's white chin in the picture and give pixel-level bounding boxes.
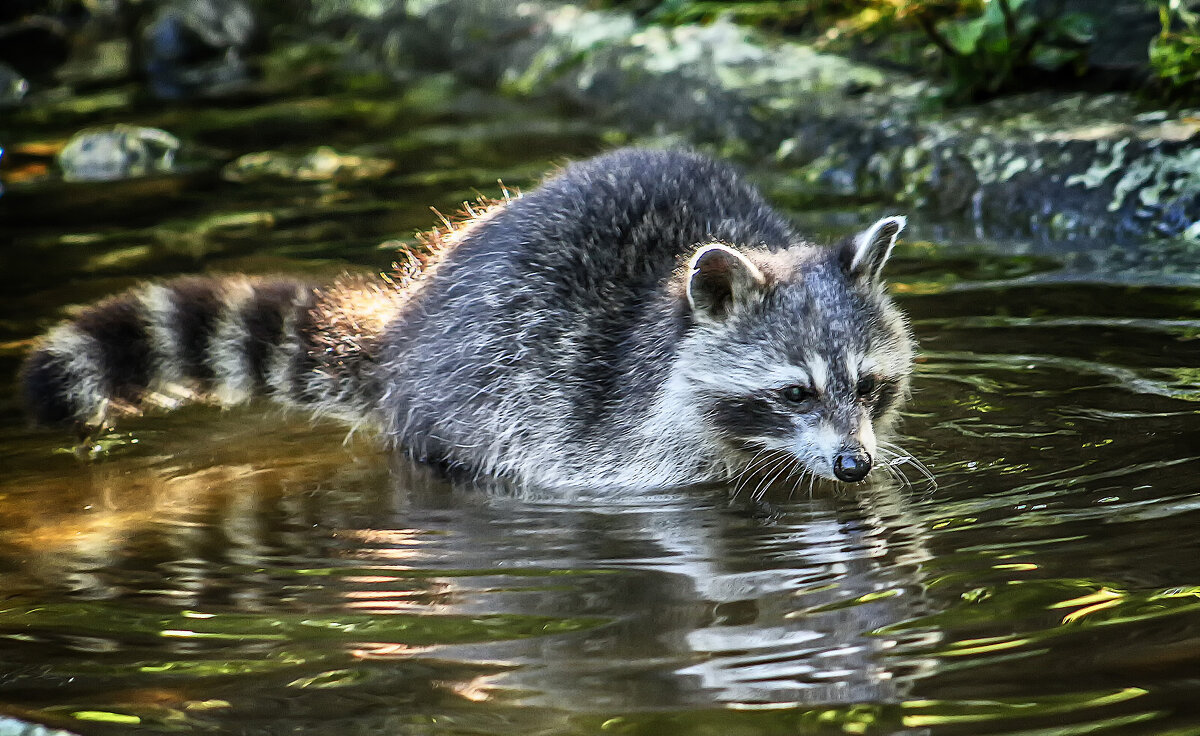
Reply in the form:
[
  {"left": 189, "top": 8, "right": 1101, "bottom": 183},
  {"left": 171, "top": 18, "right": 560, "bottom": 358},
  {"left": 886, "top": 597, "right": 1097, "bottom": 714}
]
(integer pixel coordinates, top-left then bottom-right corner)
[{"left": 808, "top": 460, "right": 839, "bottom": 482}]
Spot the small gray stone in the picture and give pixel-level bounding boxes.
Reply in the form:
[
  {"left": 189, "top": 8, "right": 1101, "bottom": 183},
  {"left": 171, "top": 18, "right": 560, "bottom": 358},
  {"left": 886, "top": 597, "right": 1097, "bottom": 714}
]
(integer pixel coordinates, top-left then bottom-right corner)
[
  {"left": 0, "top": 62, "right": 28, "bottom": 108},
  {"left": 57, "top": 125, "right": 181, "bottom": 182},
  {"left": 143, "top": 0, "right": 261, "bottom": 99},
  {"left": 0, "top": 715, "right": 79, "bottom": 736}
]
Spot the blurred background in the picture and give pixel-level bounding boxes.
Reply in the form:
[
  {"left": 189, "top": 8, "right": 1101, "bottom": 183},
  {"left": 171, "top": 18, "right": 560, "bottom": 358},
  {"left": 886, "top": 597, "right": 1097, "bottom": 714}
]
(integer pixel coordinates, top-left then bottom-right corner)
[{"left": 3, "top": 0, "right": 1199, "bottom": 243}]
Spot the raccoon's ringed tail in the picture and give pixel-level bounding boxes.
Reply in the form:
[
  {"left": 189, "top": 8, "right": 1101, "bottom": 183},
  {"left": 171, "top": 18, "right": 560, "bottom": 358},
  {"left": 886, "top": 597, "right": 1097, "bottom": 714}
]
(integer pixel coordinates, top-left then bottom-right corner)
[
  {"left": 19, "top": 276, "right": 397, "bottom": 432},
  {"left": 23, "top": 323, "right": 113, "bottom": 429}
]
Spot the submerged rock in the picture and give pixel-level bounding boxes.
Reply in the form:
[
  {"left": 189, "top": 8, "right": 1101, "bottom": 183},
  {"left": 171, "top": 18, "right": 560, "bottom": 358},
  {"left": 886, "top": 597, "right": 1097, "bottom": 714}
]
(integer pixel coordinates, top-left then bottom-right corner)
[
  {"left": 58, "top": 125, "right": 182, "bottom": 182},
  {"left": 223, "top": 146, "right": 393, "bottom": 183},
  {"left": 142, "top": 0, "right": 262, "bottom": 99},
  {"left": 0, "top": 62, "right": 28, "bottom": 108},
  {"left": 0, "top": 714, "right": 80, "bottom": 736}
]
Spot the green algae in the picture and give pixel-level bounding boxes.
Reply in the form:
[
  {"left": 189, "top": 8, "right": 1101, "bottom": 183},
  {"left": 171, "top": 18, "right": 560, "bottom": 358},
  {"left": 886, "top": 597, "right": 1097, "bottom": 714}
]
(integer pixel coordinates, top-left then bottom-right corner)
[{"left": 0, "top": 600, "right": 607, "bottom": 646}]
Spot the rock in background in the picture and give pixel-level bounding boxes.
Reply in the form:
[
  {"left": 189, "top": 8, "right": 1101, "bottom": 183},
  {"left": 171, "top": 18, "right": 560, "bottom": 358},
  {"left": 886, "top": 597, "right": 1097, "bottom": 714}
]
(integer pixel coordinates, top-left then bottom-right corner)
[{"left": 1, "top": 0, "right": 1196, "bottom": 244}]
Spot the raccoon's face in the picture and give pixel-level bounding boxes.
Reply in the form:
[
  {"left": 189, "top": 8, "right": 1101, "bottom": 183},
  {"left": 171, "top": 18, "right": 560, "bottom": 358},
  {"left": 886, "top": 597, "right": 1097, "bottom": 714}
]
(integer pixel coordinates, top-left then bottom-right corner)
[{"left": 679, "top": 217, "right": 913, "bottom": 484}]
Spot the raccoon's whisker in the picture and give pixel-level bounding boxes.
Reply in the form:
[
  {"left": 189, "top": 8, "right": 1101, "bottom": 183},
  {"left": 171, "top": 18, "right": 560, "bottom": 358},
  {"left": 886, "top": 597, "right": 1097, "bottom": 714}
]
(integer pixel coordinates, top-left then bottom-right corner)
[
  {"left": 745, "top": 456, "right": 781, "bottom": 501},
  {"left": 748, "top": 449, "right": 790, "bottom": 494},
  {"left": 876, "top": 452, "right": 910, "bottom": 490},
  {"left": 879, "top": 441, "right": 936, "bottom": 485},
  {"left": 876, "top": 445, "right": 903, "bottom": 470},
  {"left": 751, "top": 468, "right": 776, "bottom": 502},
  {"left": 785, "top": 466, "right": 809, "bottom": 501},
  {"left": 876, "top": 445, "right": 912, "bottom": 487},
  {"left": 744, "top": 446, "right": 774, "bottom": 469},
  {"left": 877, "top": 441, "right": 906, "bottom": 462},
  {"left": 877, "top": 441, "right": 937, "bottom": 489},
  {"left": 906, "top": 460, "right": 938, "bottom": 489},
  {"left": 749, "top": 454, "right": 789, "bottom": 501},
  {"left": 762, "top": 460, "right": 795, "bottom": 501},
  {"left": 733, "top": 447, "right": 774, "bottom": 498},
  {"left": 754, "top": 456, "right": 794, "bottom": 502}
]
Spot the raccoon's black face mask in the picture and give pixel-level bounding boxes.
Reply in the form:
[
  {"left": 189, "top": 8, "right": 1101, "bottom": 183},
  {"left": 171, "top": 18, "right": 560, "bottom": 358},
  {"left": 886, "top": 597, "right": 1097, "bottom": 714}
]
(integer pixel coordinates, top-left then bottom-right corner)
[{"left": 681, "top": 217, "right": 914, "bottom": 483}]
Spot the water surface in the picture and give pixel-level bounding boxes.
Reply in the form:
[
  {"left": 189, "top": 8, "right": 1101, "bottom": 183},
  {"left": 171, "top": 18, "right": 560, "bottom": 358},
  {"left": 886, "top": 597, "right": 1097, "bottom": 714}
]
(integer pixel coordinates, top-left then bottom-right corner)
[{"left": 2, "top": 75, "right": 1200, "bottom": 736}]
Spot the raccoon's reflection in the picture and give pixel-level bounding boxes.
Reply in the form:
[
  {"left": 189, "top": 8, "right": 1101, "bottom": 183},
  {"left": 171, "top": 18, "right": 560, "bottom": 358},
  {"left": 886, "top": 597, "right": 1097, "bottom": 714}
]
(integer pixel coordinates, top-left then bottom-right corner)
[{"left": 7, "top": 447, "right": 935, "bottom": 711}]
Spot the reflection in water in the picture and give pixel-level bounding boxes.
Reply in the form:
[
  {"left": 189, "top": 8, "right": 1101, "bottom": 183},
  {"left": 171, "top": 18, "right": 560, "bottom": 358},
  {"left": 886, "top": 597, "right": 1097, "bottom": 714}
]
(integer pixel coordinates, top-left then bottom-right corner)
[
  {"left": 886, "top": 281, "right": 1200, "bottom": 735},
  {"left": 5, "top": 271, "right": 1200, "bottom": 734},
  {"left": 0, "top": 422, "right": 935, "bottom": 732},
  {"left": 6, "top": 272, "right": 1200, "bottom": 734}
]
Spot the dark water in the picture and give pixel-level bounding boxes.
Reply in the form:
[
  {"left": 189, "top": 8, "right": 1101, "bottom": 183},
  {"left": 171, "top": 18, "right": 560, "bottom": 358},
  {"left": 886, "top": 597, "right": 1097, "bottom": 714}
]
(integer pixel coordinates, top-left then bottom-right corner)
[{"left": 3, "top": 76, "right": 1200, "bottom": 736}]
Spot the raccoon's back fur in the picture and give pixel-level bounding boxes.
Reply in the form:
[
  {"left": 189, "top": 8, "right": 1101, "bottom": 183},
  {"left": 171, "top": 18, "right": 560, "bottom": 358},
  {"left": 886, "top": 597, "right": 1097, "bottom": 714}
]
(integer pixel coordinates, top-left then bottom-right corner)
[{"left": 22, "top": 149, "right": 915, "bottom": 489}]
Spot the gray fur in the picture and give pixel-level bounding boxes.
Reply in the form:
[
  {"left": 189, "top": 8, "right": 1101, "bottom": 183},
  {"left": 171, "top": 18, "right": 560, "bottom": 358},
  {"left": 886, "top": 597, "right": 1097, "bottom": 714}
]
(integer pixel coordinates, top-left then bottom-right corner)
[{"left": 22, "top": 149, "right": 915, "bottom": 489}]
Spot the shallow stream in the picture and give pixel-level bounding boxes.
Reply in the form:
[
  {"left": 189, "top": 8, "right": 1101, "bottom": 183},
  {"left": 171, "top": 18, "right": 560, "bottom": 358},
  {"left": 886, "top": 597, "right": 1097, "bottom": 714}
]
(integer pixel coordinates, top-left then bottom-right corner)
[{"left": 2, "top": 75, "right": 1200, "bottom": 735}]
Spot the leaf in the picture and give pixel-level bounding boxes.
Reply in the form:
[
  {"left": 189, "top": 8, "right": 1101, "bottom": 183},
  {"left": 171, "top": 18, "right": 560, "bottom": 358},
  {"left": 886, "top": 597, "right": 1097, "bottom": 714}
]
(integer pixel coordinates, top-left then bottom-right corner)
[
  {"left": 71, "top": 712, "right": 141, "bottom": 725},
  {"left": 941, "top": 18, "right": 988, "bottom": 55},
  {"left": 980, "top": 0, "right": 1008, "bottom": 28}
]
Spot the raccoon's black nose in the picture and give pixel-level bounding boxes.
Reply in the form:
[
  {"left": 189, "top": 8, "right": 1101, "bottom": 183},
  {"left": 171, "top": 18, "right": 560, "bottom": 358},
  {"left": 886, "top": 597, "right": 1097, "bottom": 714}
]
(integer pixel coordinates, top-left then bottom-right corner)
[{"left": 834, "top": 451, "right": 872, "bottom": 483}]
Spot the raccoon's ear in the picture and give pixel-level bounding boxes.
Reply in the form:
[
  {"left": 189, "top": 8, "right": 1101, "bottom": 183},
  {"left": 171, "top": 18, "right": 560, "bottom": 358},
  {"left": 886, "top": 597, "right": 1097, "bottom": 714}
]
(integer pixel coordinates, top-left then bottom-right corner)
[
  {"left": 686, "top": 244, "right": 767, "bottom": 321},
  {"left": 841, "top": 215, "right": 905, "bottom": 284}
]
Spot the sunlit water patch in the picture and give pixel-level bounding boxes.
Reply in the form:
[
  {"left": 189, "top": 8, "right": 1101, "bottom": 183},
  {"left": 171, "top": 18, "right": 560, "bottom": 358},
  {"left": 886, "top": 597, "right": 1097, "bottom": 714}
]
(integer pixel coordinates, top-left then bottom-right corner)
[{"left": 879, "top": 272, "right": 1200, "bottom": 736}]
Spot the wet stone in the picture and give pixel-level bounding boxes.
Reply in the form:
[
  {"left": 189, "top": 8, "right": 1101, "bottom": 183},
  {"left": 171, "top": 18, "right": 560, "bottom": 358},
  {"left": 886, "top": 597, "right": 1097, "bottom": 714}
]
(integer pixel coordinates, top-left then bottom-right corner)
[
  {"left": 222, "top": 146, "right": 394, "bottom": 184},
  {"left": 143, "top": 0, "right": 262, "bottom": 99},
  {"left": 0, "top": 715, "right": 80, "bottom": 736},
  {"left": 379, "top": 1, "right": 1200, "bottom": 243},
  {"left": 0, "top": 62, "right": 28, "bottom": 108},
  {"left": 57, "top": 125, "right": 182, "bottom": 182}
]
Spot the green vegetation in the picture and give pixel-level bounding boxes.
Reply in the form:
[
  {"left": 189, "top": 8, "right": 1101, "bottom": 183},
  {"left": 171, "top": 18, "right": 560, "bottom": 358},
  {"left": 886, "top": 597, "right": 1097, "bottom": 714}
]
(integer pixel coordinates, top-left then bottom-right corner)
[
  {"left": 596, "top": 0, "right": 870, "bottom": 30},
  {"left": 1148, "top": 0, "right": 1200, "bottom": 101},
  {"left": 889, "top": 0, "right": 1094, "bottom": 102},
  {"left": 597, "top": 0, "right": 1200, "bottom": 105}
]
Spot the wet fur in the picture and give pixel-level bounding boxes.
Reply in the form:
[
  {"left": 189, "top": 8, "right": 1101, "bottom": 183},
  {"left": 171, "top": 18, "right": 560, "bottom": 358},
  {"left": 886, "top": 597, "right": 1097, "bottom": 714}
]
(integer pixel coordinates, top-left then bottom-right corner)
[{"left": 21, "top": 149, "right": 914, "bottom": 489}]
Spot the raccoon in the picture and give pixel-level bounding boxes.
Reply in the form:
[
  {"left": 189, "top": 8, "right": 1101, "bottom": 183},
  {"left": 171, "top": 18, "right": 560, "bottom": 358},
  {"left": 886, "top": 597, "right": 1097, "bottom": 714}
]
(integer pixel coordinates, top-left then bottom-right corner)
[{"left": 21, "top": 149, "right": 915, "bottom": 490}]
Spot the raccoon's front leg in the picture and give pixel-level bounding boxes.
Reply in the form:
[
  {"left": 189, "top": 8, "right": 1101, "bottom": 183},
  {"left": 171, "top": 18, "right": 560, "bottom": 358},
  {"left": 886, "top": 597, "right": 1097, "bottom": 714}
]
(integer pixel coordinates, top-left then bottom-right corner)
[{"left": 20, "top": 275, "right": 394, "bottom": 436}]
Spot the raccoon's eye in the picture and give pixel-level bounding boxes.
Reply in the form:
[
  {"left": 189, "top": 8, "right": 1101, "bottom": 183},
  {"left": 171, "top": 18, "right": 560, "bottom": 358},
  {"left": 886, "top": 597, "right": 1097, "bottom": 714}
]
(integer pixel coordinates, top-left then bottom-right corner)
[
  {"left": 856, "top": 374, "right": 879, "bottom": 398},
  {"left": 780, "top": 385, "right": 814, "bottom": 404}
]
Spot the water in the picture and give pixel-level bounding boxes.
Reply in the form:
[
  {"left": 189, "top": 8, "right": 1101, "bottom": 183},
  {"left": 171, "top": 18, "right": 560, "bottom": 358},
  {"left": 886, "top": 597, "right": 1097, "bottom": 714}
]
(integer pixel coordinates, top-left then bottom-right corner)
[{"left": 3, "top": 76, "right": 1200, "bottom": 736}]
